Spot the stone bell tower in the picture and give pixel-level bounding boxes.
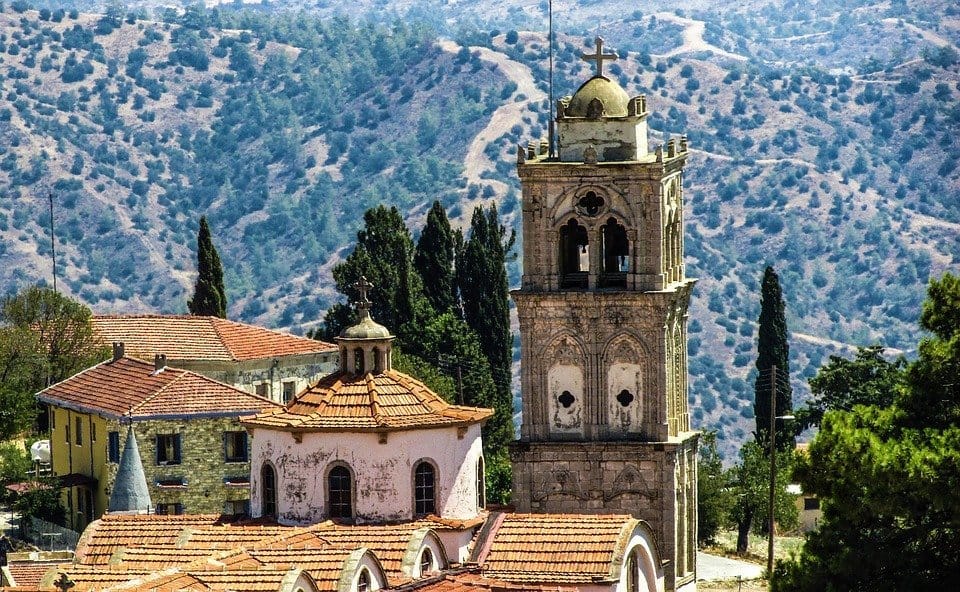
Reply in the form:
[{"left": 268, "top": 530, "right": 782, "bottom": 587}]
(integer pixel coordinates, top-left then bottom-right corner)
[{"left": 509, "top": 38, "right": 699, "bottom": 592}]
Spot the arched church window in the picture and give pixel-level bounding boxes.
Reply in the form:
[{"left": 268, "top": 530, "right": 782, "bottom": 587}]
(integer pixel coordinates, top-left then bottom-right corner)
[
  {"left": 261, "top": 464, "right": 277, "bottom": 518},
  {"left": 414, "top": 461, "right": 436, "bottom": 515},
  {"left": 559, "top": 219, "right": 589, "bottom": 288},
  {"left": 419, "top": 547, "right": 434, "bottom": 575},
  {"left": 600, "top": 218, "right": 629, "bottom": 287},
  {"left": 357, "top": 569, "right": 371, "bottom": 592},
  {"left": 329, "top": 465, "right": 353, "bottom": 519},
  {"left": 354, "top": 348, "right": 365, "bottom": 375}
]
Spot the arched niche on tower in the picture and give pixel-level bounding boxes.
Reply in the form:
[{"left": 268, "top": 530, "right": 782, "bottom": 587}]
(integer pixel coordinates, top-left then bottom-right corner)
[
  {"left": 603, "top": 334, "right": 648, "bottom": 437},
  {"left": 558, "top": 218, "right": 590, "bottom": 289},
  {"left": 543, "top": 334, "right": 586, "bottom": 437},
  {"left": 599, "top": 217, "right": 629, "bottom": 288}
]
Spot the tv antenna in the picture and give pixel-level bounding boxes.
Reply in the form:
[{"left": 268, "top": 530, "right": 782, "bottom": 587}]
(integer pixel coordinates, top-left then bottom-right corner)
[{"left": 547, "top": 0, "right": 555, "bottom": 157}]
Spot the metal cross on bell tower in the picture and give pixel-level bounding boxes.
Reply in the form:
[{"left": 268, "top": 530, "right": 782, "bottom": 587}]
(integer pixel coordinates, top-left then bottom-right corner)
[{"left": 581, "top": 36, "right": 618, "bottom": 77}]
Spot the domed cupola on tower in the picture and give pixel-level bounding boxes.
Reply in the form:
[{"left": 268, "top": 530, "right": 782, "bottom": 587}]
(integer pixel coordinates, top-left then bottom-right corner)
[
  {"left": 555, "top": 37, "right": 649, "bottom": 162},
  {"left": 337, "top": 277, "right": 394, "bottom": 375}
]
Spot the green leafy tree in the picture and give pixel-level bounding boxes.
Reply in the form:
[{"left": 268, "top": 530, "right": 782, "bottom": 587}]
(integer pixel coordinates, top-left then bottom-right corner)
[
  {"left": 730, "top": 441, "right": 799, "bottom": 556},
  {"left": 414, "top": 201, "right": 457, "bottom": 315},
  {"left": 1, "top": 286, "right": 105, "bottom": 435},
  {"left": 774, "top": 273, "right": 960, "bottom": 591},
  {"left": 187, "top": 216, "right": 227, "bottom": 318},
  {"left": 457, "top": 205, "right": 515, "bottom": 445},
  {"left": 14, "top": 476, "right": 67, "bottom": 530},
  {"left": 753, "top": 266, "right": 794, "bottom": 452},
  {"left": 796, "top": 345, "right": 904, "bottom": 430},
  {"left": 697, "top": 431, "right": 734, "bottom": 546}
]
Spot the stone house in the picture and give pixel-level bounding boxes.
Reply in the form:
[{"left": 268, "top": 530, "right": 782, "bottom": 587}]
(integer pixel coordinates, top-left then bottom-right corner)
[
  {"left": 91, "top": 314, "right": 338, "bottom": 403},
  {"left": 36, "top": 348, "right": 281, "bottom": 531}
]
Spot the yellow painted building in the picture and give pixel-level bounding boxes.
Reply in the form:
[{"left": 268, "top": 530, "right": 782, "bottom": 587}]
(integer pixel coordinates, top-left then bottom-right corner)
[{"left": 38, "top": 349, "right": 280, "bottom": 531}]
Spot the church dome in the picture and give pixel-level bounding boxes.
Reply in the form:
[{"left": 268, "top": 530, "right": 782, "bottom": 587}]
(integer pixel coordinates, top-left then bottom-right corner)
[
  {"left": 340, "top": 314, "right": 392, "bottom": 340},
  {"left": 243, "top": 369, "right": 493, "bottom": 431},
  {"left": 564, "top": 76, "right": 630, "bottom": 118}
]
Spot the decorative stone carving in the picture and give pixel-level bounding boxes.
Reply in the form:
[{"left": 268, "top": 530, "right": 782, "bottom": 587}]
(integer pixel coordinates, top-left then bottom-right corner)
[
  {"left": 532, "top": 468, "right": 583, "bottom": 501},
  {"left": 606, "top": 464, "right": 658, "bottom": 501}
]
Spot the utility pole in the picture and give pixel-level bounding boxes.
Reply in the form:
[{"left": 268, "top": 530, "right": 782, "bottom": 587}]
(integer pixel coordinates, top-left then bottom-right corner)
[
  {"left": 767, "top": 364, "right": 777, "bottom": 576},
  {"left": 48, "top": 190, "right": 57, "bottom": 294}
]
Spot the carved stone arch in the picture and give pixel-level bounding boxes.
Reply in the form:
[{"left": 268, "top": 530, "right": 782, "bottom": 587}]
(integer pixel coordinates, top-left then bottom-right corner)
[
  {"left": 550, "top": 184, "right": 633, "bottom": 224},
  {"left": 540, "top": 331, "right": 588, "bottom": 365},
  {"left": 602, "top": 331, "right": 651, "bottom": 365}
]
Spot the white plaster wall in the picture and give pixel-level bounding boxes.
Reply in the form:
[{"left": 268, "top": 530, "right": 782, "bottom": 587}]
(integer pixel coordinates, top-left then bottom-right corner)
[
  {"left": 548, "top": 364, "right": 584, "bottom": 435},
  {"left": 249, "top": 424, "right": 483, "bottom": 524},
  {"left": 608, "top": 363, "right": 643, "bottom": 434},
  {"left": 558, "top": 120, "right": 648, "bottom": 162},
  {"left": 615, "top": 530, "right": 664, "bottom": 592}
]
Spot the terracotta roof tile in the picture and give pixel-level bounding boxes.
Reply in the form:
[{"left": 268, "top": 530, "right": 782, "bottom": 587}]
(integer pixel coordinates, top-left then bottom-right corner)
[
  {"left": 4, "top": 560, "right": 62, "bottom": 588},
  {"left": 243, "top": 370, "right": 493, "bottom": 432},
  {"left": 37, "top": 357, "right": 281, "bottom": 419},
  {"left": 414, "top": 573, "right": 578, "bottom": 592},
  {"left": 480, "top": 514, "right": 636, "bottom": 584},
  {"left": 92, "top": 315, "right": 336, "bottom": 362},
  {"left": 75, "top": 514, "right": 229, "bottom": 565}
]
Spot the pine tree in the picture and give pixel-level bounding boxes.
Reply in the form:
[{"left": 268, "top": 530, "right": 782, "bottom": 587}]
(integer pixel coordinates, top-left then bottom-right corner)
[
  {"left": 458, "top": 204, "right": 515, "bottom": 446},
  {"left": 414, "top": 201, "right": 457, "bottom": 314},
  {"left": 187, "top": 216, "right": 227, "bottom": 318},
  {"left": 753, "top": 266, "right": 794, "bottom": 452}
]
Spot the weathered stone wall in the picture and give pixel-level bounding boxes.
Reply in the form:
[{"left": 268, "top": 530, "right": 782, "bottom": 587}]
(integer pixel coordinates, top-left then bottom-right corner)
[
  {"left": 510, "top": 437, "right": 698, "bottom": 591},
  {"left": 114, "top": 417, "right": 253, "bottom": 515},
  {"left": 174, "top": 352, "right": 338, "bottom": 404},
  {"left": 513, "top": 289, "right": 693, "bottom": 443},
  {"left": 249, "top": 424, "right": 484, "bottom": 524}
]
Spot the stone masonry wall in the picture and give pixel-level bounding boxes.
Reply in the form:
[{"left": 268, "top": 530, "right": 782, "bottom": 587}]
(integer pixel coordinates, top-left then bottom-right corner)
[{"left": 510, "top": 437, "right": 698, "bottom": 592}]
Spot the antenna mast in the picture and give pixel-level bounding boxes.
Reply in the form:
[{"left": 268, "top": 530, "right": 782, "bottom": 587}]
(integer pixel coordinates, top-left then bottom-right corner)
[
  {"left": 48, "top": 190, "right": 57, "bottom": 294},
  {"left": 548, "top": 0, "right": 555, "bottom": 158}
]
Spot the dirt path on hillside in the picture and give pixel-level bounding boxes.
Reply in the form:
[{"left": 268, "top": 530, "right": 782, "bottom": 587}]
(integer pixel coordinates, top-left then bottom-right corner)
[
  {"left": 882, "top": 18, "right": 958, "bottom": 51},
  {"left": 652, "top": 12, "right": 748, "bottom": 62},
  {"left": 437, "top": 39, "right": 545, "bottom": 220}
]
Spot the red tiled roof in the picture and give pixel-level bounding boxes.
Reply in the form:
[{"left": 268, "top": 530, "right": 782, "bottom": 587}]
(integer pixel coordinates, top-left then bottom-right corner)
[
  {"left": 37, "top": 357, "right": 281, "bottom": 419},
  {"left": 92, "top": 315, "right": 336, "bottom": 362},
  {"left": 4, "top": 560, "right": 62, "bottom": 588},
  {"left": 243, "top": 370, "right": 493, "bottom": 432},
  {"left": 415, "top": 573, "right": 579, "bottom": 592},
  {"left": 75, "top": 514, "right": 230, "bottom": 565},
  {"left": 479, "top": 514, "right": 637, "bottom": 583}
]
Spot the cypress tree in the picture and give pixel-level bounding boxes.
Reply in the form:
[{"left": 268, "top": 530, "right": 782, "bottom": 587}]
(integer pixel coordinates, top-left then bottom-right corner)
[
  {"left": 187, "top": 216, "right": 227, "bottom": 318},
  {"left": 458, "top": 204, "right": 515, "bottom": 445},
  {"left": 325, "top": 206, "right": 431, "bottom": 344},
  {"left": 753, "top": 266, "right": 794, "bottom": 452},
  {"left": 414, "top": 201, "right": 457, "bottom": 314}
]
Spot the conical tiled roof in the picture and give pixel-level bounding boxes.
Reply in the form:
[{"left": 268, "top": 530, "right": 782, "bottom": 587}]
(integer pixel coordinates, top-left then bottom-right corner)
[
  {"left": 242, "top": 370, "right": 493, "bottom": 432},
  {"left": 108, "top": 427, "right": 151, "bottom": 514}
]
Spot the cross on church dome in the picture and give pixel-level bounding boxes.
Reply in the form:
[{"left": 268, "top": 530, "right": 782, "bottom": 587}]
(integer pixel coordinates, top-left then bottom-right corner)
[
  {"left": 581, "top": 36, "right": 617, "bottom": 77},
  {"left": 351, "top": 276, "right": 374, "bottom": 318}
]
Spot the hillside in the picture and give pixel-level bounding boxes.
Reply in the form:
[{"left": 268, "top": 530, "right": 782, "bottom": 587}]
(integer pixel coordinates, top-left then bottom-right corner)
[{"left": 1, "top": 1, "right": 958, "bottom": 458}]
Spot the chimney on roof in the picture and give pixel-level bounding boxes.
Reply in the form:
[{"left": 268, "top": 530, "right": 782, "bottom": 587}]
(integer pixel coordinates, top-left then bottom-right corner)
[
  {"left": 112, "top": 342, "right": 125, "bottom": 362},
  {"left": 154, "top": 354, "right": 167, "bottom": 373}
]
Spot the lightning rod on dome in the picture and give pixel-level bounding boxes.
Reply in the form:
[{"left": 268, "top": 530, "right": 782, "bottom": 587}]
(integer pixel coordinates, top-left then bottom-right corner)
[{"left": 548, "top": 0, "right": 555, "bottom": 158}]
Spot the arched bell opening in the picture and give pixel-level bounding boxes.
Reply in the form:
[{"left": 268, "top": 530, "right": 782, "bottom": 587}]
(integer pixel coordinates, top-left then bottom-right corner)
[
  {"left": 559, "top": 219, "right": 589, "bottom": 289},
  {"left": 599, "top": 217, "right": 629, "bottom": 288}
]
